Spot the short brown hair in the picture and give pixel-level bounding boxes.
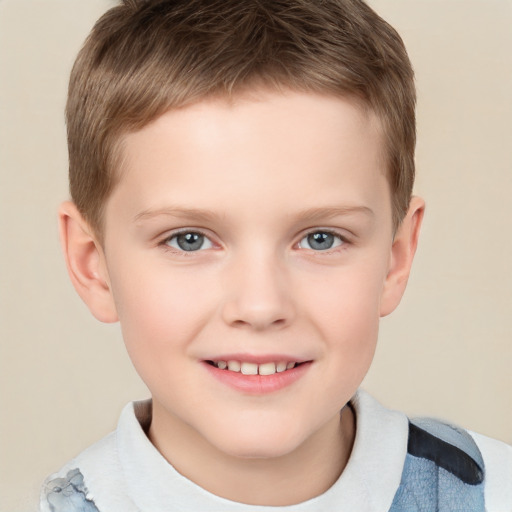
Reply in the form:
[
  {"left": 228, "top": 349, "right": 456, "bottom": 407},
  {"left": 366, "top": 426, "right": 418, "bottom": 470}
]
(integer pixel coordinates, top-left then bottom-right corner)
[{"left": 67, "top": 0, "right": 415, "bottom": 237}]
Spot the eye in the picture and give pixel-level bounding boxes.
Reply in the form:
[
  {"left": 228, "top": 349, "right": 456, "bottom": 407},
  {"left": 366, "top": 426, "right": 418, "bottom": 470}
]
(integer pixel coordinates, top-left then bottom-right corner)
[
  {"left": 298, "top": 231, "right": 344, "bottom": 251},
  {"left": 165, "top": 231, "right": 213, "bottom": 252}
]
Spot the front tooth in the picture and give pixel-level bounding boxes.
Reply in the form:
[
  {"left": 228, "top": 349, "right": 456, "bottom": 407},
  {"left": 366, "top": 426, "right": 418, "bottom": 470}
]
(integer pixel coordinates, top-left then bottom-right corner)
[
  {"left": 259, "top": 362, "right": 277, "bottom": 375},
  {"left": 276, "top": 362, "right": 287, "bottom": 373},
  {"left": 241, "top": 362, "right": 258, "bottom": 375},
  {"left": 227, "top": 360, "right": 241, "bottom": 372},
  {"left": 217, "top": 360, "right": 227, "bottom": 370},
  {"left": 286, "top": 362, "right": 296, "bottom": 370}
]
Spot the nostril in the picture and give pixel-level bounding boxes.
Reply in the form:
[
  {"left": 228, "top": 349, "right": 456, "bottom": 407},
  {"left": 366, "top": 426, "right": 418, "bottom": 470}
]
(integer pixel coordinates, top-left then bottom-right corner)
[{"left": 230, "top": 317, "right": 288, "bottom": 330}]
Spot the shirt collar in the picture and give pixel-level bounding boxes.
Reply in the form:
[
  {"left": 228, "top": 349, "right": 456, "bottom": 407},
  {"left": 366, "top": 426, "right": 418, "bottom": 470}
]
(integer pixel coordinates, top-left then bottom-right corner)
[{"left": 116, "top": 389, "right": 408, "bottom": 512}]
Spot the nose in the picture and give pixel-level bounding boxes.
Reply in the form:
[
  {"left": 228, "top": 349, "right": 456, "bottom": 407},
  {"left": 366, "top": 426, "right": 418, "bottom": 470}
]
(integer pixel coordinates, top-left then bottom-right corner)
[{"left": 220, "top": 250, "right": 295, "bottom": 331}]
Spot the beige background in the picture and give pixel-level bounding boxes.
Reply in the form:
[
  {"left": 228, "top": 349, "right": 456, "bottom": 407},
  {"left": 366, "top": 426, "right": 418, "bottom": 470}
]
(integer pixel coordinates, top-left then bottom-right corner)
[{"left": 1, "top": 0, "right": 511, "bottom": 510}]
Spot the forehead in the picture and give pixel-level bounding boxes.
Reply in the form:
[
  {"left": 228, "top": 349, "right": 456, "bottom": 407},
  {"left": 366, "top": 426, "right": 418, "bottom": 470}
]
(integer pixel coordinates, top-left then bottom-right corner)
[{"left": 108, "top": 90, "right": 390, "bottom": 228}]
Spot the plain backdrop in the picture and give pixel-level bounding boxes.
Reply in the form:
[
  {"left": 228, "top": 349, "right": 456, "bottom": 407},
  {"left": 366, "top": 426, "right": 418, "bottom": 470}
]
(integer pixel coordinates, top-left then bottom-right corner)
[{"left": 1, "top": 0, "right": 511, "bottom": 510}]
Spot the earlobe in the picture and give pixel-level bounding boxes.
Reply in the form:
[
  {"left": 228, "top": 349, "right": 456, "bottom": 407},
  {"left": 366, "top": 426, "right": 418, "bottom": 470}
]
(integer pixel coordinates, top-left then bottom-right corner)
[
  {"left": 59, "top": 201, "right": 118, "bottom": 323},
  {"left": 379, "top": 196, "right": 425, "bottom": 317}
]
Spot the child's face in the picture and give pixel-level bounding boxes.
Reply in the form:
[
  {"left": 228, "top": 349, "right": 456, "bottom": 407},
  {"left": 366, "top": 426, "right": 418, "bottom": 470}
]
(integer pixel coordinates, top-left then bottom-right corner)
[{"left": 97, "top": 90, "right": 410, "bottom": 460}]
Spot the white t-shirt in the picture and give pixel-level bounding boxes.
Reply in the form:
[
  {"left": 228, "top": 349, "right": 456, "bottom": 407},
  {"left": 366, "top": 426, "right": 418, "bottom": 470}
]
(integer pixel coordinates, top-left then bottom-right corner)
[{"left": 40, "top": 390, "right": 512, "bottom": 511}]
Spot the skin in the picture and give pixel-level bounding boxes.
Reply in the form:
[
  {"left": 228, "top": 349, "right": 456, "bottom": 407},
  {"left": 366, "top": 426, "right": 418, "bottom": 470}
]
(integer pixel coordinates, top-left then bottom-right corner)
[{"left": 60, "top": 90, "right": 424, "bottom": 506}]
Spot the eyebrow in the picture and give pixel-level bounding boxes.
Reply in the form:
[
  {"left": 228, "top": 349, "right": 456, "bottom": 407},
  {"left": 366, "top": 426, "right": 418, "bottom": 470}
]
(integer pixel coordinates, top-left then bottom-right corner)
[
  {"left": 291, "top": 206, "right": 375, "bottom": 223},
  {"left": 133, "top": 205, "right": 374, "bottom": 224},
  {"left": 134, "top": 206, "right": 224, "bottom": 224}
]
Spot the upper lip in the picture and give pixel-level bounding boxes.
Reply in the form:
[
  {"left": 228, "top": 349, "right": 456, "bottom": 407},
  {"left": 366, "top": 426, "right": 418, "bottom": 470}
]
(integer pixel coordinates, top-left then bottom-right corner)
[{"left": 203, "top": 353, "right": 311, "bottom": 364}]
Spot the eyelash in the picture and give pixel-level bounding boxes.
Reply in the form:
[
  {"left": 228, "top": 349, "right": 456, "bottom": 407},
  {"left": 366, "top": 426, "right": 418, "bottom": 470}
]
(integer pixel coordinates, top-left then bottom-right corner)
[
  {"left": 297, "top": 229, "right": 348, "bottom": 253},
  {"left": 159, "top": 229, "right": 213, "bottom": 256},
  {"left": 158, "top": 228, "right": 350, "bottom": 255}
]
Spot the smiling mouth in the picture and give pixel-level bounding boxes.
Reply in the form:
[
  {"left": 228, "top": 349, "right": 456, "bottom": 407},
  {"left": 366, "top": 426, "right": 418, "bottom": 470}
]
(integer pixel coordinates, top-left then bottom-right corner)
[{"left": 206, "top": 360, "right": 305, "bottom": 376}]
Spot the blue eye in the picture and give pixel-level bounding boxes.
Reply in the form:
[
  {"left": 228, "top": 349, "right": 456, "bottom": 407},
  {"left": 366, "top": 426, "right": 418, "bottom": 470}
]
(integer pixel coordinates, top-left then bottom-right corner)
[
  {"left": 298, "top": 231, "right": 344, "bottom": 251},
  {"left": 166, "top": 232, "right": 213, "bottom": 252}
]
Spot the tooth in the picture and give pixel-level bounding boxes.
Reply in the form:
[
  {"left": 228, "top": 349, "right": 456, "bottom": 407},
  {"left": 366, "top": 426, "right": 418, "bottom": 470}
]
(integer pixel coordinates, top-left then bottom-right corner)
[
  {"left": 259, "top": 362, "right": 277, "bottom": 375},
  {"left": 276, "top": 362, "right": 287, "bottom": 373},
  {"left": 227, "top": 360, "right": 241, "bottom": 372},
  {"left": 241, "top": 362, "right": 258, "bottom": 375},
  {"left": 286, "top": 362, "right": 296, "bottom": 370},
  {"left": 217, "top": 361, "right": 227, "bottom": 370}
]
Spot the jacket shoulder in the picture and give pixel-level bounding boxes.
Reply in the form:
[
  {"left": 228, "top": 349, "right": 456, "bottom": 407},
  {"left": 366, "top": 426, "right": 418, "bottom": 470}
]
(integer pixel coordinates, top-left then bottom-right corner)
[
  {"left": 40, "top": 431, "right": 119, "bottom": 512},
  {"left": 408, "top": 418, "right": 484, "bottom": 485}
]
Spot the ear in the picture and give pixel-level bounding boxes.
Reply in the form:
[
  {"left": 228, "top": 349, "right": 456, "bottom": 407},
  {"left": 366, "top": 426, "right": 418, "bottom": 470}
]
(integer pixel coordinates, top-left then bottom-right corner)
[
  {"left": 379, "top": 196, "right": 425, "bottom": 317},
  {"left": 58, "top": 201, "right": 118, "bottom": 323}
]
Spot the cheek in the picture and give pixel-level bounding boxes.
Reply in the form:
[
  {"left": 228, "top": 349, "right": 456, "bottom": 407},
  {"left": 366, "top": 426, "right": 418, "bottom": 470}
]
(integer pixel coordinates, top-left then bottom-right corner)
[
  {"left": 304, "top": 261, "right": 384, "bottom": 326},
  {"left": 109, "top": 261, "right": 216, "bottom": 369},
  {"left": 301, "top": 264, "right": 385, "bottom": 365}
]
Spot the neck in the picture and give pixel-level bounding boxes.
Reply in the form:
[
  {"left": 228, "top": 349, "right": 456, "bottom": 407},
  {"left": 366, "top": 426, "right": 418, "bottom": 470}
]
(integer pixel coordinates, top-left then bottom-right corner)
[{"left": 148, "top": 404, "right": 355, "bottom": 506}]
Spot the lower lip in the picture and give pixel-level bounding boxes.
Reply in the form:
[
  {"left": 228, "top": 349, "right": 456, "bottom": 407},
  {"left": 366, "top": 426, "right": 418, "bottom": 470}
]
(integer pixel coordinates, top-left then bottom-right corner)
[{"left": 202, "top": 361, "right": 312, "bottom": 394}]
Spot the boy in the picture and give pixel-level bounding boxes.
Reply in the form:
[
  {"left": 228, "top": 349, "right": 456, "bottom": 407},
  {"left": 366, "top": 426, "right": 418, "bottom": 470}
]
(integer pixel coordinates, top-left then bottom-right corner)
[{"left": 41, "top": 0, "right": 512, "bottom": 510}]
